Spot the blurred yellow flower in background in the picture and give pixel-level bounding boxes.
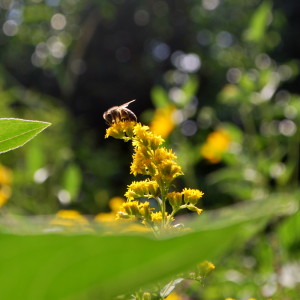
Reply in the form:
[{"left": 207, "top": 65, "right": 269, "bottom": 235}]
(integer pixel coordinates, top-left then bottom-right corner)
[
  {"left": 108, "top": 196, "right": 125, "bottom": 212},
  {"left": 0, "top": 164, "right": 12, "bottom": 207},
  {"left": 150, "top": 105, "right": 176, "bottom": 138},
  {"left": 94, "top": 196, "right": 125, "bottom": 223},
  {"left": 50, "top": 209, "right": 89, "bottom": 227},
  {"left": 200, "top": 129, "right": 231, "bottom": 163}
]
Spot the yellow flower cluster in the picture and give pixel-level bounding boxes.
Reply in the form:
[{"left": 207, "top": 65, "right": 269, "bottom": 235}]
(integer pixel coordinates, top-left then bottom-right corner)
[
  {"left": 197, "top": 261, "right": 216, "bottom": 277},
  {"left": 105, "top": 121, "right": 136, "bottom": 141},
  {"left": 116, "top": 201, "right": 154, "bottom": 226},
  {"left": 116, "top": 201, "right": 175, "bottom": 231},
  {"left": 105, "top": 120, "right": 204, "bottom": 232},
  {"left": 0, "top": 164, "right": 12, "bottom": 208},
  {"left": 167, "top": 188, "right": 204, "bottom": 214},
  {"left": 106, "top": 122, "right": 183, "bottom": 183},
  {"left": 50, "top": 209, "right": 90, "bottom": 230},
  {"left": 125, "top": 180, "right": 159, "bottom": 200},
  {"left": 186, "top": 261, "right": 216, "bottom": 282}
]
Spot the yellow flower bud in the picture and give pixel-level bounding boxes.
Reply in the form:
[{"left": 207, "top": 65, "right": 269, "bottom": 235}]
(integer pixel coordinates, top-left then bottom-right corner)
[
  {"left": 197, "top": 261, "right": 215, "bottom": 276},
  {"left": 139, "top": 201, "right": 152, "bottom": 221},
  {"left": 182, "top": 188, "right": 204, "bottom": 205},
  {"left": 167, "top": 192, "right": 182, "bottom": 209},
  {"left": 186, "top": 204, "right": 203, "bottom": 215},
  {"left": 142, "top": 292, "right": 151, "bottom": 300}
]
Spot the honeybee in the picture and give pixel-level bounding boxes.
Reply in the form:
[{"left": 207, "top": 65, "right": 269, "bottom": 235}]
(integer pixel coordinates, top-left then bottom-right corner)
[{"left": 103, "top": 99, "right": 137, "bottom": 125}]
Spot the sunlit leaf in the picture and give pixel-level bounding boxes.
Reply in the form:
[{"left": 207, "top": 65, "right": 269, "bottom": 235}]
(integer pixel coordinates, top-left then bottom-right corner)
[
  {"left": 151, "top": 86, "right": 170, "bottom": 108},
  {"left": 62, "top": 164, "right": 82, "bottom": 199},
  {"left": 181, "top": 75, "right": 199, "bottom": 104},
  {"left": 26, "top": 142, "right": 46, "bottom": 177},
  {"left": 244, "top": 0, "right": 272, "bottom": 44},
  {"left": 0, "top": 118, "right": 51, "bottom": 154},
  {"left": 23, "top": 4, "right": 53, "bottom": 23},
  {"left": 278, "top": 208, "right": 300, "bottom": 258}
]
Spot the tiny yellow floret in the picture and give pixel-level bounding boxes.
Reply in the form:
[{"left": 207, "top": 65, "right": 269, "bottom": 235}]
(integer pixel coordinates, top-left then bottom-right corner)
[{"left": 182, "top": 188, "right": 204, "bottom": 205}]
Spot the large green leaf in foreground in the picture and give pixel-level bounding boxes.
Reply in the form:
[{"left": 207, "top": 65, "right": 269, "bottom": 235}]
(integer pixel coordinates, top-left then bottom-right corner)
[
  {"left": 0, "top": 219, "right": 263, "bottom": 300},
  {"left": 0, "top": 192, "right": 296, "bottom": 300},
  {"left": 0, "top": 118, "right": 51, "bottom": 154}
]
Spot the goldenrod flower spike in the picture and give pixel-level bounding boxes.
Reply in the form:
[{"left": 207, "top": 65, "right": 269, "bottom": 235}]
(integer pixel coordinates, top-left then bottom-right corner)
[{"left": 105, "top": 118, "right": 204, "bottom": 234}]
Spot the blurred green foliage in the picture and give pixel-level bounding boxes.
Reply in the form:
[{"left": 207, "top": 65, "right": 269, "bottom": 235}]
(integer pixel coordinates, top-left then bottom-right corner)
[{"left": 0, "top": 0, "right": 300, "bottom": 299}]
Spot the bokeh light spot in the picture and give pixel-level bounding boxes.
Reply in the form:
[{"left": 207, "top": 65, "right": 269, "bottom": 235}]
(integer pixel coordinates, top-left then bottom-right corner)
[
  {"left": 57, "top": 189, "right": 71, "bottom": 205},
  {"left": 51, "top": 13, "right": 67, "bottom": 30},
  {"left": 169, "top": 87, "right": 184, "bottom": 104},
  {"left": 216, "top": 31, "right": 233, "bottom": 48},
  {"left": 226, "top": 68, "right": 241, "bottom": 83},
  {"left": 202, "top": 0, "right": 220, "bottom": 10},
  {"left": 255, "top": 53, "right": 271, "bottom": 69},
  {"left": 2, "top": 20, "right": 18, "bottom": 36},
  {"left": 8, "top": 8, "right": 22, "bottom": 25},
  {"left": 181, "top": 120, "right": 197, "bottom": 136},
  {"left": 279, "top": 120, "right": 297, "bottom": 136},
  {"left": 152, "top": 42, "right": 170, "bottom": 61},
  {"left": 269, "top": 163, "right": 285, "bottom": 179},
  {"left": 35, "top": 42, "right": 48, "bottom": 59},
  {"left": 47, "top": 36, "right": 66, "bottom": 58},
  {"left": 34, "top": 168, "right": 49, "bottom": 183},
  {"left": 172, "top": 51, "right": 201, "bottom": 73}
]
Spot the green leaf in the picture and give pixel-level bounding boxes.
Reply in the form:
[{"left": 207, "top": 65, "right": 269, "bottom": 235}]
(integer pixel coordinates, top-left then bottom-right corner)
[
  {"left": 23, "top": 4, "right": 53, "bottom": 23},
  {"left": 188, "top": 191, "right": 298, "bottom": 231},
  {"left": 0, "top": 118, "right": 51, "bottom": 154},
  {"left": 151, "top": 86, "right": 170, "bottom": 108},
  {"left": 244, "top": 0, "right": 272, "bottom": 44},
  {"left": 278, "top": 208, "right": 300, "bottom": 257},
  {"left": 62, "top": 164, "right": 82, "bottom": 199},
  {"left": 0, "top": 191, "right": 295, "bottom": 300},
  {"left": 26, "top": 142, "right": 46, "bottom": 177},
  {"left": 0, "top": 218, "right": 261, "bottom": 300},
  {"left": 181, "top": 75, "right": 199, "bottom": 103}
]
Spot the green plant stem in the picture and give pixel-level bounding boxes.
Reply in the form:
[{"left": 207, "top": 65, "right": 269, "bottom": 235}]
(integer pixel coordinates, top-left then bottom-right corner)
[
  {"left": 158, "top": 181, "right": 169, "bottom": 230},
  {"left": 166, "top": 208, "right": 178, "bottom": 227},
  {"left": 239, "top": 104, "right": 258, "bottom": 154}
]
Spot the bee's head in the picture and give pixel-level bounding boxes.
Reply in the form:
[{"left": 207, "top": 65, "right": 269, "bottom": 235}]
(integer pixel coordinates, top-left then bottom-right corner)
[{"left": 103, "top": 111, "right": 114, "bottom": 125}]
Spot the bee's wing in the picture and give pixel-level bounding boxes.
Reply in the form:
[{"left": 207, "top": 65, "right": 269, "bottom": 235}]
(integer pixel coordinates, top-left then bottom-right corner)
[{"left": 119, "top": 99, "right": 136, "bottom": 108}]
